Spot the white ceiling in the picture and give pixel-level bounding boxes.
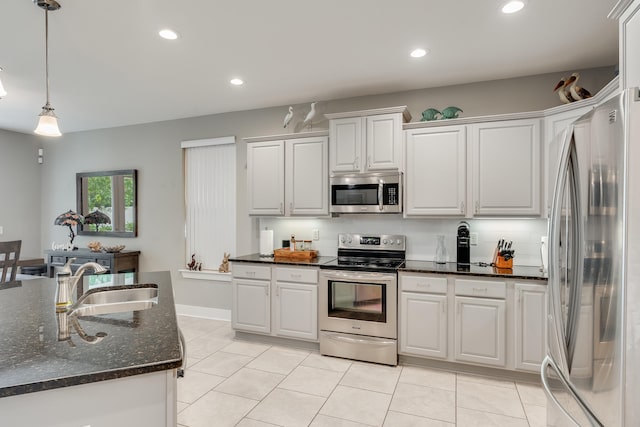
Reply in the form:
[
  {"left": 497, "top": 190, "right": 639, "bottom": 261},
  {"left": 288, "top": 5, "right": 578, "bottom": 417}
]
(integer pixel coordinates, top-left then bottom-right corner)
[{"left": 0, "top": 0, "right": 619, "bottom": 135}]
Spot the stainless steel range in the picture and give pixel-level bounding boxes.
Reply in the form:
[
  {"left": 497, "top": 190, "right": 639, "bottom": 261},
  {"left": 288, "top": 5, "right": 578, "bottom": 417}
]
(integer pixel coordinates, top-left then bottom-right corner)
[{"left": 319, "top": 233, "right": 405, "bottom": 366}]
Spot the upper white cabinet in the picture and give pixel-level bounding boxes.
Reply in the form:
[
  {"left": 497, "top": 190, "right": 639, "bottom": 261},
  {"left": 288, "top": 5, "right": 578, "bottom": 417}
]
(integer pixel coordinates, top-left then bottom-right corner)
[
  {"left": 247, "top": 140, "right": 285, "bottom": 215},
  {"left": 327, "top": 107, "right": 411, "bottom": 173},
  {"left": 246, "top": 133, "right": 328, "bottom": 216},
  {"left": 470, "top": 118, "right": 541, "bottom": 216},
  {"left": 405, "top": 126, "right": 467, "bottom": 216},
  {"left": 614, "top": 0, "right": 640, "bottom": 89}
]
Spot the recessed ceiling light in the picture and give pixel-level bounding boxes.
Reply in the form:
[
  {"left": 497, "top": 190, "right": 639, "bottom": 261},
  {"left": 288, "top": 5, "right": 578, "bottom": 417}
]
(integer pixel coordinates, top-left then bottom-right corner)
[
  {"left": 159, "top": 29, "right": 178, "bottom": 40},
  {"left": 502, "top": 1, "right": 525, "bottom": 14},
  {"left": 410, "top": 48, "right": 428, "bottom": 58},
  {"left": 230, "top": 78, "right": 244, "bottom": 86}
]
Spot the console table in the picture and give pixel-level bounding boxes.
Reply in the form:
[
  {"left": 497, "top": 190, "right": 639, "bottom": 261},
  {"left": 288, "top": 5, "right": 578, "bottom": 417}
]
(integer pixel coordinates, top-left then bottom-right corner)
[{"left": 45, "top": 249, "right": 140, "bottom": 277}]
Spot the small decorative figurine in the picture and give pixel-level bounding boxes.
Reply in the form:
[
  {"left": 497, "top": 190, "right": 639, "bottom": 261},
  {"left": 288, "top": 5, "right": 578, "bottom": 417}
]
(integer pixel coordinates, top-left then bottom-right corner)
[
  {"left": 420, "top": 108, "right": 441, "bottom": 121},
  {"left": 218, "top": 252, "right": 230, "bottom": 273},
  {"left": 88, "top": 241, "right": 102, "bottom": 252},
  {"left": 303, "top": 102, "right": 317, "bottom": 129},
  {"left": 441, "top": 106, "right": 463, "bottom": 119},
  {"left": 187, "top": 254, "right": 197, "bottom": 271},
  {"left": 283, "top": 106, "right": 293, "bottom": 128},
  {"left": 553, "top": 72, "right": 592, "bottom": 104}
]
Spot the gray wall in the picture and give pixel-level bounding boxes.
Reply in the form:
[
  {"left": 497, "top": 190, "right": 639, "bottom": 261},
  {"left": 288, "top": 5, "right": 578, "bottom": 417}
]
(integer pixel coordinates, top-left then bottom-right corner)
[
  {"left": 0, "top": 130, "right": 41, "bottom": 258},
  {"left": 0, "top": 66, "right": 615, "bottom": 311}
]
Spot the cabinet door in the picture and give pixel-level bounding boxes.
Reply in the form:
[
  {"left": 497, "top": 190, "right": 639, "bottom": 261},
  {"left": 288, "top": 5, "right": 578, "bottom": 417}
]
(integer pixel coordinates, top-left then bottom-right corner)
[
  {"left": 366, "top": 113, "right": 402, "bottom": 171},
  {"left": 232, "top": 278, "right": 270, "bottom": 334},
  {"left": 399, "top": 292, "right": 447, "bottom": 358},
  {"left": 471, "top": 119, "right": 541, "bottom": 215},
  {"left": 455, "top": 296, "right": 506, "bottom": 367},
  {"left": 247, "top": 141, "right": 285, "bottom": 215},
  {"left": 543, "top": 106, "right": 591, "bottom": 217},
  {"left": 274, "top": 282, "right": 318, "bottom": 341},
  {"left": 621, "top": 0, "right": 640, "bottom": 89},
  {"left": 330, "top": 117, "right": 362, "bottom": 172},
  {"left": 285, "top": 136, "right": 329, "bottom": 216},
  {"left": 514, "top": 283, "right": 547, "bottom": 372},
  {"left": 405, "top": 126, "right": 467, "bottom": 216}
]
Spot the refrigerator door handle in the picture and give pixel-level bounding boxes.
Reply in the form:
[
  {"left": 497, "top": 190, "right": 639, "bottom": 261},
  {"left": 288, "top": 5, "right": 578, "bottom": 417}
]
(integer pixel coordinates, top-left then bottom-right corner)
[{"left": 541, "top": 356, "right": 603, "bottom": 427}]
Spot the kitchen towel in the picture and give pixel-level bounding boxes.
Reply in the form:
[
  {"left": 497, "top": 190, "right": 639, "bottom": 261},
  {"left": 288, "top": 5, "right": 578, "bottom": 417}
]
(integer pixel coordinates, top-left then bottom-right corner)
[{"left": 260, "top": 229, "right": 274, "bottom": 256}]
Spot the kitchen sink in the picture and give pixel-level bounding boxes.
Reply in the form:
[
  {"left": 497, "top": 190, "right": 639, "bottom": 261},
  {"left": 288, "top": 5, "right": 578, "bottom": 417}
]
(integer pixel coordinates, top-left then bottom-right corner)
[{"left": 69, "top": 284, "right": 158, "bottom": 317}]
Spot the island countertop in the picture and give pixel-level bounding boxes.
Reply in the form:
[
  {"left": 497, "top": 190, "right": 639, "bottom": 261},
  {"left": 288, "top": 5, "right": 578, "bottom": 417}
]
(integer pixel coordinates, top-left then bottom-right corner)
[{"left": 0, "top": 271, "right": 182, "bottom": 398}]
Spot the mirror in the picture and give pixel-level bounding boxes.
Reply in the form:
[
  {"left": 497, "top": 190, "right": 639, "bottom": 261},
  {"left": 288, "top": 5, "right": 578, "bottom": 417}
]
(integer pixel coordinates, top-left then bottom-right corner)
[{"left": 76, "top": 169, "right": 137, "bottom": 237}]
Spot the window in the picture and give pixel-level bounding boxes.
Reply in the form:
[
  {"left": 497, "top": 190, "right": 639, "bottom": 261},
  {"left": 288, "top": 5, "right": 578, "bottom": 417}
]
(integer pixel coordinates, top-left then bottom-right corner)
[{"left": 181, "top": 136, "right": 236, "bottom": 271}]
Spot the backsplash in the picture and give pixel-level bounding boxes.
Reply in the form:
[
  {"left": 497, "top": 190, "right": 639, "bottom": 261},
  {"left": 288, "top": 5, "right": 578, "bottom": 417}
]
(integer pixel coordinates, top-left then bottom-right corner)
[{"left": 258, "top": 216, "right": 547, "bottom": 267}]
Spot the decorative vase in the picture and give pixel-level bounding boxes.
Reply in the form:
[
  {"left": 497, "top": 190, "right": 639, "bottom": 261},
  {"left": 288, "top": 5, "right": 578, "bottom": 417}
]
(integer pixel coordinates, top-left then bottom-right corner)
[{"left": 435, "top": 235, "right": 448, "bottom": 264}]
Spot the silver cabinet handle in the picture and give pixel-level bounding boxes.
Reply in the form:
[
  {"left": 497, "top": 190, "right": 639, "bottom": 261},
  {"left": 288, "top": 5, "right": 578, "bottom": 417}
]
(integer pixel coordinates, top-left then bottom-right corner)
[
  {"left": 354, "top": 156, "right": 359, "bottom": 170},
  {"left": 289, "top": 202, "right": 293, "bottom": 213},
  {"left": 368, "top": 155, "right": 371, "bottom": 169},
  {"left": 475, "top": 201, "right": 479, "bottom": 214},
  {"left": 280, "top": 202, "right": 283, "bottom": 214},
  {"left": 460, "top": 201, "right": 465, "bottom": 213}
]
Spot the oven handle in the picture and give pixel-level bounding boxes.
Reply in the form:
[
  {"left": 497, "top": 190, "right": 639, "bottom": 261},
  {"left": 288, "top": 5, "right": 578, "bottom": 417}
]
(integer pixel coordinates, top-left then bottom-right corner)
[
  {"left": 324, "top": 332, "right": 396, "bottom": 346},
  {"left": 320, "top": 270, "right": 395, "bottom": 283}
]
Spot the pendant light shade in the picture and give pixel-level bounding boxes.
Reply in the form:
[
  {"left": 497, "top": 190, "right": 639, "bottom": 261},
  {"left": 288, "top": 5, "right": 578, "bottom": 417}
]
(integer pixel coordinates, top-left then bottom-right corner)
[
  {"left": 33, "top": 0, "right": 62, "bottom": 137},
  {"left": 0, "top": 67, "right": 7, "bottom": 98},
  {"left": 35, "top": 105, "right": 61, "bottom": 136}
]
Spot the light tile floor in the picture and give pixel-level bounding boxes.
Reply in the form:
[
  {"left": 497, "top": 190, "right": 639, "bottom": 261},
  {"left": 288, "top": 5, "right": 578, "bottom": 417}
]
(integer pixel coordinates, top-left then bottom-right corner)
[{"left": 177, "top": 315, "right": 546, "bottom": 427}]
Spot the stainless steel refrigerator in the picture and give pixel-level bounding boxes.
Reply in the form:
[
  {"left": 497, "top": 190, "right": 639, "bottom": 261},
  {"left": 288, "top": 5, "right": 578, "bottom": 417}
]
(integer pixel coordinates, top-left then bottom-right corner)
[{"left": 544, "top": 87, "right": 640, "bottom": 426}]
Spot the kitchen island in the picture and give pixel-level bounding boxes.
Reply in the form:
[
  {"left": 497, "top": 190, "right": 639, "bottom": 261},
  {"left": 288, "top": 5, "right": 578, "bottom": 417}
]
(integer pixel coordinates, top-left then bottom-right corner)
[{"left": 0, "top": 271, "right": 181, "bottom": 427}]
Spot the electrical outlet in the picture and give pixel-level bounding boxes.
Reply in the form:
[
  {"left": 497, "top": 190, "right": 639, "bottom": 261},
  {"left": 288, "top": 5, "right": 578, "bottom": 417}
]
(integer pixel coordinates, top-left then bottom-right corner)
[
  {"left": 470, "top": 232, "right": 478, "bottom": 246},
  {"left": 312, "top": 229, "right": 319, "bottom": 241}
]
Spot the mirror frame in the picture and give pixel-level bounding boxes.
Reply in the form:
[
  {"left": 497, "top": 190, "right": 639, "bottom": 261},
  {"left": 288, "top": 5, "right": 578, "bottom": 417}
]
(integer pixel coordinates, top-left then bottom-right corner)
[{"left": 76, "top": 169, "right": 138, "bottom": 238}]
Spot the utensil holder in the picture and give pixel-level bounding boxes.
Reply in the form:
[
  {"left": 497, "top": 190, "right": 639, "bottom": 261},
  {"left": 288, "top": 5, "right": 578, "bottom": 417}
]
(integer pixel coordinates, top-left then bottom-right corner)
[{"left": 495, "top": 255, "right": 513, "bottom": 269}]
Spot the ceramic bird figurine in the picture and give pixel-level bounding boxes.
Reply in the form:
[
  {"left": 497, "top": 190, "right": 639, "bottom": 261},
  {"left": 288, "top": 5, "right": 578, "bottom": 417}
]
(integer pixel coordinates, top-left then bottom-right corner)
[
  {"left": 283, "top": 106, "right": 293, "bottom": 128},
  {"left": 303, "top": 102, "right": 317, "bottom": 128},
  {"left": 420, "top": 108, "right": 441, "bottom": 121},
  {"left": 553, "top": 76, "right": 576, "bottom": 104},
  {"left": 565, "top": 72, "right": 592, "bottom": 101},
  {"left": 441, "top": 106, "right": 462, "bottom": 119}
]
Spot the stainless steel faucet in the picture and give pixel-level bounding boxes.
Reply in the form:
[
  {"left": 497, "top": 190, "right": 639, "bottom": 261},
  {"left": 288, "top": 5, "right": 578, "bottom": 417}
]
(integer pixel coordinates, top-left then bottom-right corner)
[{"left": 55, "top": 258, "right": 108, "bottom": 309}]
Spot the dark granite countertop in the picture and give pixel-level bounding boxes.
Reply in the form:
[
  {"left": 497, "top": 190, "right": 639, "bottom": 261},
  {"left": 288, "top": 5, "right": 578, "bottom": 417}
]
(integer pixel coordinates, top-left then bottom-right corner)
[
  {"left": 0, "top": 271, "right": 181, "bottom": 398},
  {"left": 401, "top": 261, "right": 547, "bottom": 281},
  {"left": 230, "top": 253, "right": 336, "bottom": 266}
]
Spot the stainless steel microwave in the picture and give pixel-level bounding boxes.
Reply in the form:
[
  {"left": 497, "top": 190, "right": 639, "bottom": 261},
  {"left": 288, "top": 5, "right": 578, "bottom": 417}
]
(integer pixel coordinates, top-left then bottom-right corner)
[{"left": 330, "top": 172, "right": 402, "bottom": 213}]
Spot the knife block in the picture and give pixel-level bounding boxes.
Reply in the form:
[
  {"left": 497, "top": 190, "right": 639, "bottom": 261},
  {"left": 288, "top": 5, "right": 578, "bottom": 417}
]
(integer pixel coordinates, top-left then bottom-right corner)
[{"left": 495, "top": 255, "right": 513, "bottom": 269}]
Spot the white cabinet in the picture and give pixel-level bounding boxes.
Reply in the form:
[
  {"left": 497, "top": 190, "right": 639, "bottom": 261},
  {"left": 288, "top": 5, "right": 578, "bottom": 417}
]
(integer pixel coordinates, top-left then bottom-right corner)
[
  {"left": 246, "top": 135, "right": 328, "bottom": 216},
  {"left": 514, "top": 282, "right": 547, "bottom": 372},
  {"left": 543, "top": 105, "right": 592, "bottom": 217},
  {"left": 399, "top": 274, "right": 448, "bottom": 359},
  {"left": 327, "top": 107, "right": 410, "bottom": 173},
  {"left": 232, "top": 264, "right": 319, "bottom": 342},
  {"left": 470, "top": 118, "right": 541, "bottom": 216},
  {"left": 405, "top": 126, "right": 467, "bottom": 216},
  {"left": 0, "top": 370, "right": 177, "bottom": 427},
  {"left": 232, "top": 264, "right": 271, "bottom": 334},
  {"left": 274, "top": 267, "right": 318, "bottom": 341},
  {"left": 617, "top": 0, "right": 640, "bottom": 89},
  {"left": 285, "top": 136, "right": 329, "bottom": 216},
  {"left": 247, "top": 140, "right": 285, "bottom": 215},
  {"left": 454, "top": 279, "right": 507, "bottom": 367}
]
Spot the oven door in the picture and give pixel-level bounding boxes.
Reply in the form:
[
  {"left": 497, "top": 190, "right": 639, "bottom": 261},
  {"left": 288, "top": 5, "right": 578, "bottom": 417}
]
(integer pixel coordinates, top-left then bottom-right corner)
[{"left": 319, "top": 270, "right": 397, "bottom": 339}]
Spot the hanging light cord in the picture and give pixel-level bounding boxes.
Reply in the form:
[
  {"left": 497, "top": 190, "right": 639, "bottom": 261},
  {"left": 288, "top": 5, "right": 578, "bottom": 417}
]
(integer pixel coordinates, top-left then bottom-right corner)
[{"left": 44, "top": 5, "right": 51, "bottom": 109}]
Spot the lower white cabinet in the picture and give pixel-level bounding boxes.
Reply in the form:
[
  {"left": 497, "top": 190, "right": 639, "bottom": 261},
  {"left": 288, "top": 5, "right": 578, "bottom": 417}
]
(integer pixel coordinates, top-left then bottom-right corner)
[
  {"left": 232, "top": 264, "right": 318, "bottom": 342},
  {"left": 232, "top": 264, "right": 272, "bottom": 334},
  {"left": 454, "top": 296, "right": 506, "bottom": 367},
  {"left": 274, "top": 268, "right": 318, "bottom": 340},
  {"left": 514, "top": 282, "right": 547, "bottom": 372},
  {"left": 399, "top": 292, "right": 447, "bottom": 358}
]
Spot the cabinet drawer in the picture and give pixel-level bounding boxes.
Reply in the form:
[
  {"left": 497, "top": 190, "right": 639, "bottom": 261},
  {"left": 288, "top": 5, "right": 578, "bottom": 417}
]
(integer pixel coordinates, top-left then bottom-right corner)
[
  {"left": 275, "top": 267, "right": 317, "bottom": 284},
  {"left": 401, "top": 275, "right": 447, "bottom": 294},
  {"left": 233, "top": 264, "right": 271, "bottom": 280},
  {"left": 97, "top": 259, "right": 111, "bottom": 267},
  {"left": 455, "top": 279, "right": 506, "bottom": 299},
  {"left": 50, "top": 256, "right": 66, "bottom": 264}
]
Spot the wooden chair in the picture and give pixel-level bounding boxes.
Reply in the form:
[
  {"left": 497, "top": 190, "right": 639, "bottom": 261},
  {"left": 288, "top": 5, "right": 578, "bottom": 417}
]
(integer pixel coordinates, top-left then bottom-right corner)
[{"left": 0, "top": 240, "right": 21, "bottom": 283}]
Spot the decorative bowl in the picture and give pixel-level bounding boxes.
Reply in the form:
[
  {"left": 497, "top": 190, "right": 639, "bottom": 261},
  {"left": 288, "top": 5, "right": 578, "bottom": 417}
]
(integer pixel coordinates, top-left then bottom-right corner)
[{"left": 102, "top": 245, "right": 125, "bottom": 253}]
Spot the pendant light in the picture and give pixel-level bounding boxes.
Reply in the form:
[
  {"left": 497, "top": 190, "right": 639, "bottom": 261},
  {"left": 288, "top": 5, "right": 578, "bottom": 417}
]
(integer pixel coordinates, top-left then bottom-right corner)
[
  {"left": 34, "top": 0, "right": 62, "bottom": 137},
  {"left": 0, "top": 67, "right": 7, "bottom": 98}
]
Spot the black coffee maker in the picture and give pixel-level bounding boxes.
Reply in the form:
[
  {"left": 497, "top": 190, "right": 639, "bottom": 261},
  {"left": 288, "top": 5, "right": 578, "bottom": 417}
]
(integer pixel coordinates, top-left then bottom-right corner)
[{"left": 457, "top": 221, "right": 470, "bottom": 265}]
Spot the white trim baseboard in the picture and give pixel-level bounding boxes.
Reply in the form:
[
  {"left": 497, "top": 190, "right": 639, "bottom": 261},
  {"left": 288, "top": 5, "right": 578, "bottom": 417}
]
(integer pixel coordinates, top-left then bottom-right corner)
[{"left": 175, "top": 304, "right": 231, "bottom": 321}]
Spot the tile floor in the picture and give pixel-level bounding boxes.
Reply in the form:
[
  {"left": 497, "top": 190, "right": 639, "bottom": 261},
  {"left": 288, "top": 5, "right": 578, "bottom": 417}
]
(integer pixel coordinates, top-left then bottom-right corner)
[{"left": 177, "top": 315, "right": 547, "bottom": 427}]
